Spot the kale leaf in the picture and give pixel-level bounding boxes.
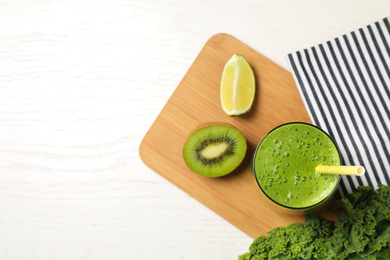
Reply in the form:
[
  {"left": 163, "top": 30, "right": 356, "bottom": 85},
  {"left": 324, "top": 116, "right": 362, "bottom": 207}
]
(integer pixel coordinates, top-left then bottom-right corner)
[{"left": 238, "top": 185, "right": 390, "bottom": 260}]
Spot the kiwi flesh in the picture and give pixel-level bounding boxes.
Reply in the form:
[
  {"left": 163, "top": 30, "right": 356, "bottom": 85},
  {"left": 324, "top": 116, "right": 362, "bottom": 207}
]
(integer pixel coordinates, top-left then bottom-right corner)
[{"left": 183, "top": 124, "right": 247, "bottom": 177}]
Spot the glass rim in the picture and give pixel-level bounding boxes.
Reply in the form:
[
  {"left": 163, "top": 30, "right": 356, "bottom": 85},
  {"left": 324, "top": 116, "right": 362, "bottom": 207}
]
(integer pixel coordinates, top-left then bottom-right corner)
[{"left": 253, "top": 122, "right": 342, "bottom": 211}]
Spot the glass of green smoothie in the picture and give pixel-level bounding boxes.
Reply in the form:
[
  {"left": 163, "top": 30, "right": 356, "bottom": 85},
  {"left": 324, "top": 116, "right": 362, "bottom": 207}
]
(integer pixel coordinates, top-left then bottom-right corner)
[{"left": 253, "top": 122, "right": 341, "bottom": 214}]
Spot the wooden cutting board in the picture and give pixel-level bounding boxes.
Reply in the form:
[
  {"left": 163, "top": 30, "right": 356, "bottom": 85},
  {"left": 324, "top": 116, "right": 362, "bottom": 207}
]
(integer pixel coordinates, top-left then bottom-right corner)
[{"left": 139, "top": 33, "right": 340, "bottom": 239}]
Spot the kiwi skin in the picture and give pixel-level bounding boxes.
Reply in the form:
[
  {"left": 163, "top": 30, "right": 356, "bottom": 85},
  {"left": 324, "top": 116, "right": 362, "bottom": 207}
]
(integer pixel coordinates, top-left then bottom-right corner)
[{"left": 183, "top": 124, "right": 247, "bottom": 177}]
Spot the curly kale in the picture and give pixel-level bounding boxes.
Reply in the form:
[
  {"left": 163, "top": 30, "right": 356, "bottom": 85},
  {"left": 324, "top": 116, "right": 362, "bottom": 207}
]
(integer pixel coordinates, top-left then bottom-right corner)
[
  {"left": 238, "top": 216, "right": 334, "bottom": 260},
  {"left": 238, "top": 185, "right": 390, "bottom": 260}
]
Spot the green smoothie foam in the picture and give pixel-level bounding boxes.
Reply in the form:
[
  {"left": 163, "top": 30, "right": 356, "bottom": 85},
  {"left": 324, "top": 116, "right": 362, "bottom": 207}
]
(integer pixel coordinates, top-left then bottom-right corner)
[{"left": 254, "top": 123, "right": 340, "bottom": 209}]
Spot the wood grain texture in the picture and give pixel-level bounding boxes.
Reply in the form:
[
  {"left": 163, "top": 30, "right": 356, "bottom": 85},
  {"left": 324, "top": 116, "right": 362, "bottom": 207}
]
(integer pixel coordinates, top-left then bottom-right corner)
[{"left": 140, "top": 33, "right": 340, "bottom": 239}]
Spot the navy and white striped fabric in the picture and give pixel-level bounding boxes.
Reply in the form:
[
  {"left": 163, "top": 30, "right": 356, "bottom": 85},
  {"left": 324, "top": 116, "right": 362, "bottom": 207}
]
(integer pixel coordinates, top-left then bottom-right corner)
[{"left": 288, "top": 16, "right": 390, "bottom": 196}]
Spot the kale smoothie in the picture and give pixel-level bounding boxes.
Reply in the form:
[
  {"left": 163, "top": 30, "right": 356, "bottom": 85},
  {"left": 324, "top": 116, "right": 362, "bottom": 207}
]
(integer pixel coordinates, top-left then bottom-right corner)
[{"left": 253, "top": 123, "right": 341, "bottom": 209}]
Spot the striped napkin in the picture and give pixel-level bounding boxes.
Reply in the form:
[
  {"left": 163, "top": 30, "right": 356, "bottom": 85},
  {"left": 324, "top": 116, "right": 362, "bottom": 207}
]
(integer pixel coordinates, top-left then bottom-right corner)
[{"left": 287, "top": 16, "right": 390, "bottom": 196}]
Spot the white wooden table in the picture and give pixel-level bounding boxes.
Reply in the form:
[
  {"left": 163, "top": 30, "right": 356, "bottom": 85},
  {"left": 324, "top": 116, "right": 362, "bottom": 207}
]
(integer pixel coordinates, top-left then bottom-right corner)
[{"left": 0, "top": 1, "right": 388, "bottom": 259}]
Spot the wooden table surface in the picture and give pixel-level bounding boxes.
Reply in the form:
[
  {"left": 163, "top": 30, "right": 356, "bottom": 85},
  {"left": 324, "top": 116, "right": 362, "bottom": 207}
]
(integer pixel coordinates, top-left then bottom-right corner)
[{"left": 0, "top": 1, "right": 388, "bottom": 259}]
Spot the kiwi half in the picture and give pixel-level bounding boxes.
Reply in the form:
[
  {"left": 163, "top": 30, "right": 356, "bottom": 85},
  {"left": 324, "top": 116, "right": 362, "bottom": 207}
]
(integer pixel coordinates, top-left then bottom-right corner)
[{"left": 183, "top": 124, "right": 247, "bottom": 177}]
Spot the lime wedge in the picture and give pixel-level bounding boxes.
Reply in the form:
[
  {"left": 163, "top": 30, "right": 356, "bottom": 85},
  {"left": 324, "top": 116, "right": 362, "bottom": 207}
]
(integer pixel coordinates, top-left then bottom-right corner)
[{"left": 220, "top": 54, "right": 255, "bottom": 116}]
